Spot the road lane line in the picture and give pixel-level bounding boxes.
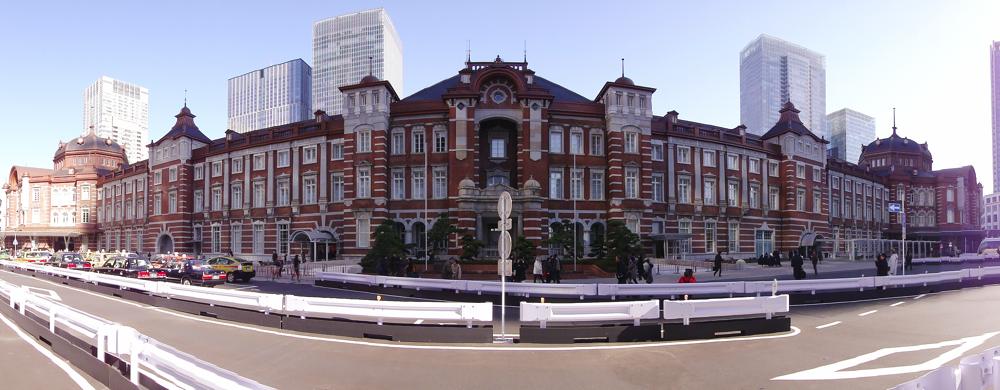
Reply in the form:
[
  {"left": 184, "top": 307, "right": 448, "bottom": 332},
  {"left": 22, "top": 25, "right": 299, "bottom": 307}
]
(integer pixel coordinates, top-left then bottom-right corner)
[
  {"left": 890, "top": 301, "right": 906, "bottom": 307},
  {"left": 413, "top": 319, "right": 424, "bottom": 325},
  {"left": 0, "top": 270, "right": 147, "bottom": 308},
  {"left": 913, "top": 294, "right": 926, "bottom": 300},
  {"left": 815, "top": 321, "right": 842, "bottom": 329},
  {"left": 0, "top": 311, "right": 96, "bottom": 390},
  {"left": 858, "top": 310, "right": 878, "bottom": 317}
]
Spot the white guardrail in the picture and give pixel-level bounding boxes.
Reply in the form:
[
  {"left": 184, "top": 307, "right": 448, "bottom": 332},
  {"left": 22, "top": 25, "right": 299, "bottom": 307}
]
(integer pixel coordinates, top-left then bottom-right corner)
[
  {"left": 520, "top": 300, "right": 660, "bottom": 328},
  {"left": 317, "top": 266, "right": 1000, "bottom": 298},
  {"left": 284, "top": 295, "right": 491, "bottom": 327},
  {"left": 0, "top": 279, "right": 273, "bottom": 390},
  {"left": 892, "top": 345, "right": 1000, "bottom": 390},
  {"left": 663, "top": 295, "right": 789, "bottom": 325}
]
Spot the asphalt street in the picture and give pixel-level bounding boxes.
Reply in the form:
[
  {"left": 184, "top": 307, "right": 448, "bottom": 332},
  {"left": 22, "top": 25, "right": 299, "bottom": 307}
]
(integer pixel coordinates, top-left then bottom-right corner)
[{"left": 3, "top": 268, "right": 1000, "bottom": 389}]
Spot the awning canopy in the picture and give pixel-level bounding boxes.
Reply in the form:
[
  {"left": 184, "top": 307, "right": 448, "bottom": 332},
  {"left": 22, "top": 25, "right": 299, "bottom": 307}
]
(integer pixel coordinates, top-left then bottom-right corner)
[
  {"left": 9, "top": 230, "right": 82, "bottom": 238},
  {"left": 800, "top": 232, "right": 819, "bottom": 247},
  {"left": 291, "top": 230, "right": 336, "bottom": 243}
]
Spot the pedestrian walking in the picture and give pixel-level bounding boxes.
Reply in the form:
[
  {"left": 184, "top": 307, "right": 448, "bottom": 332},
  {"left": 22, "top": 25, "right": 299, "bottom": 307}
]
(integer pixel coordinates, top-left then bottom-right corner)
[
  {"left": 643, "top": 258, "right": 654, "bottom": 284},
  {"left": 809, "top": 249, "right": 819, "bottom": 276},
  {"left": 627, "top": 256, "right": 639, "bottom": 284},
  {"left": 450, "top": 257, "right": 462, "bottom": 280},
  {"left": 713, "top": 249, "right": 724, "bottom": 277},
  {"left": 888, "top": 249, "right": 899, "bottom": 276},
  {"left": 533, "top": 256, "right": 544, "bottom": 283},
  {"left": 791, "top": 250, "right": 806, "bottom": 280},
  {"left": 615, "top": 256, "right": 627, "bottom": 284},
  {"left": 292, "top": 253, "right": 301, "bottom": 282},
  {"left": 550, "top": 256, "right": 561, "bottom": 284},
  {"left": 772, "top": 250, "right": 782, "bottom": 267},
  {"left": 271, "top": 251, "right": 280, "bottom": 281},
  {"left": 905, "top": 252, "right": 913, "bottom": 271},
  {"left": 678, "top": 268, "right": 697, "bottom": 283},
  {"left": 875, "top": 253, "right": 890, "bottom": 277}
]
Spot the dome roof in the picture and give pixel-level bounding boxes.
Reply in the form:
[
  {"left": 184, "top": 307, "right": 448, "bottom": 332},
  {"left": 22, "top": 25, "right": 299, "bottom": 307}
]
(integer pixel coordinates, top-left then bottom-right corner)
[
  {"left": 360, "top": 74, "right": 380, "bottom": 83},
  {"left": 459, "top": 178, "right": 476, "bottom": 188},
  {"left": 55, "top": 128, "right": 126, "bottom": 159},
  {"left": 614, "top": 76, "right": 634, "bottom": 86},
  {"left": 524, "top": 176, "right": 541, "bottom": 189},
  {"left": 862, "top": 128, "right": 930, "bottom": 157}
]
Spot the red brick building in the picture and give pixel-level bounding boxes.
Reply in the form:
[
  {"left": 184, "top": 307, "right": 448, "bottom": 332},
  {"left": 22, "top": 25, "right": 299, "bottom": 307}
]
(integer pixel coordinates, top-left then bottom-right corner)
[{"left": 85, "top": 58, "right": 984, "bottom": 261}]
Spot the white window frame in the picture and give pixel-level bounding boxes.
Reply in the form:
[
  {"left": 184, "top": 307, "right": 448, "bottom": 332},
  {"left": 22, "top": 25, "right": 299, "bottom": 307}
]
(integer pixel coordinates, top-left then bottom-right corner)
[
  {"left": 391, "top": 130, "right": 405, "bottom": 155},
  {"left": 624, "top": 131, "right": 639, "bottom": 154},
  {"left": 550, "top": 169, "right": 564, "bottom": 199},
  {"left": 276, "top": 150, "right": 290, "bottom": 168},
  {"left": 651, "top": 173, "right": 663, "bottom": 202},
  {"left": 569, "top": 129, "right": 584, "bottom": 155},
  {"left": 357, "top": 129, "right": 372, "bottom": 153},
  {"left": 231, "top": 158, "right": 243, "bottom": 174},
  {"left": 303, "top": 176, "right": 317, "bottom": 204},
  {"left": 589, "top": 132, "right": 604, "bottom": 156},
  {"left": 625, "top": 167, "right": 639, "bottom": 199},
  {"left": 703, "top": 150, "right": 716, "bottom": 167},
  {"left": 651, "top": 143, "right": 664, "bottom": 161},
  {"left": 331, "top": 174, "right": 344, "bottom": 202},
  {"left": 433, "top": 128, "right": 447, "bottom": 153},
  {"left": 550, "top": 128, "right": 564, "bottom": 154},
  {"left": 589, "top": 170, "right": 604, "bottom": 200},
  {"left": 678, "top": 175, "right": 691, "bottom": 204},
  {"left": 411, "top": 168, "right": 426, "bottom": 200},
  {"left": 303, "top": 145, "right": 318, "bottom": 164},
  {"left": 391, "top": 169, "right": 405, "bottom": 200},
  {"left": 432, "top": 166, "right": 447, "bottom": 199},
  {"left": 357, "top": 167, "right": 371, "bottom": 198},
  {"left": 253, "top": 154, "right": 265, "bottom": 171},
  {"left": 412, "top": 128, "right": 425, "bottom": 154}
]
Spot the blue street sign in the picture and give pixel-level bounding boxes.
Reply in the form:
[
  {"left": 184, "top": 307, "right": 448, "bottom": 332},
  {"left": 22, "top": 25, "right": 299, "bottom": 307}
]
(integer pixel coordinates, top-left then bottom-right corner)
[{"left": 888, "top": 202, "right": 902, "bottom": 213}]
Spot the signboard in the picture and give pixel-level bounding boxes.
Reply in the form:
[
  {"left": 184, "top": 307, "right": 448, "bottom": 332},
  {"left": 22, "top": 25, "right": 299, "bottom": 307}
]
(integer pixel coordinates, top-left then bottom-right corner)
[
  {"left": 498, "top": 231, "right": 512, "bottom": 261},
  {"left": 887, "top": 202, "right": 902, "bottom": 213},
  {"left": 498, "top": 259, "right": 512, "bottom": 277},
  {"left": 498, "top": 192, "right": 512, "bottom": 219}
]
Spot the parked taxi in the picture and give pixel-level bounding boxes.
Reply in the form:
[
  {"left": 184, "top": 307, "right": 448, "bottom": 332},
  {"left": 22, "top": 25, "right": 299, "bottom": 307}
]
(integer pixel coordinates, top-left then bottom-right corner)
[{"left": 206, "top": 256, "right": 255, "bottom": 283}]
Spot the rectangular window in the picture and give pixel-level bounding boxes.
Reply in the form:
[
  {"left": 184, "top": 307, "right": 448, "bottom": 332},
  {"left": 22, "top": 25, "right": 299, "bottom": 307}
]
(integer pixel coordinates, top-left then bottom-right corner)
[
  {"left": 727, "top": 182, "right": 739, "bottom": 207},
  {"left": 212, "top": 188, "right": 222, "bottom": 211},
  {"left": 277, "top": 180, "right": 289, "bottom": 205},
  {"left": 678, "top": 220, "right": 693, "bottom": 254},
  {"left": 832, "top": 198, "right": 840, "bottom": 218},
  {"left": 391, "top": 169, "right": 405, "bottom": 200},
  {"left": 136, "top": 201, "right": 143, "bottom": 218},
  {"left": 768, "top": 161, "right": 779, "bottom": 177},
  {"left": 154, "top": 171, "right": 162, "bottom": 185},
  {"left": 748, "top": 159, "right": 760, "bottom": 174},
  {"left": 570, "top": 169, "right": 584, "bottom": 200},
  {"left": 433, "top": 167, "right": 447, "bottom": 199},
  {"left": 358, "top": 130, "right": 371, "bottom": 153},
  {"left": 433, "top": 129, "right": 447, "bottom": 153},
  {"left": 231, "top": 184, "right": 242, "bottom": 208},
  {"left": 728, "top": 222, "right": 739, "bottom": 253},
  {"left": 276, "top": 150, "right": 290, "bottom": 167},
  {"left": 81, "top": 184, "right": 90, "bottom": 200},
  {"left": 253, "top": 154, "right": 265, "bottom": 170},
  {"left": 651, "top": 143, "right": 664, "bottom": 161},
  {"left": 796, "top": 188, "right": 806, "bottom": 211},
  {"left": 570, "top": 130, "right": 584, "bottom": 155},
  {"left": 490, "top": 138, "right": 505, "bottom": 158},
  {"left": 832, "top": 177, "right": 840, "bottom": 189},
  {"left": 704, "top": 178, "right": 716, "bottom": 204},
  {"left": 357, "top": 167, "right": 373, "bottom": 199},
  {"left": 677, "top": 146, "right": 691, "bottom": 164},
  {"left": 231, "top": 158, "right": 243, "bottom": 174},
  {"left": 277, "top": 223, "right": 289, "bottom": 254},
  {"left": 252, "top": 224, "right": 264, "bottom": 255},
  {"left": 590, "top": 133, "right": 604, "bottom": 156},
  {"left": 253, "top": 182, "right": 264, "bottom": 208},
  {"left": 678, "top": 176, "right": 691, "bottom": 204},
  {"left": 154, "top": 193, "right": 163, "bottom": 215},
  {"left": 947, "top": 188, "right": 955, "bottom": 202},
  {"left": 194, "top": 190, "right": 204, "bottom": 212},
  {"left": 331, "top": 174, "right": 344, "bottom": 202},
  {"left": 391, "top": 131, "right": 405, "bottom": 155},
  {"left": 212, "top": 161, "right": 223, "bottom": 176},
  {"left": 796, "top": 163, "right": 805, "bottom": 179},
  {"left": 303, "top": 146, "right": 318, "bottom": 164},
  {"left": 550, "top": 128, "right": 563, "bottom": 154},
  {"left": 627, "top": 94, "right": 634, "bottom": 107},
  {"left": 550, "top": 169, "right": 564, "bottom": 199},
  {"left": 211, "top": 225, "right": 221, "bottom": 253},
  {"left": 749, "top": 184, "right": 760, "bottom": 208},
  {"left": 590, "top": 170, "right": 604, "bottom": 200},
  {"left": 726, "top": 154, "right": 739, "bottom": 169},
  {"left": 624, "top": 131, "right": 639, "bottom": 154},
  {"left": 81, "top": 207, "right": 90, "bottom": 223},
  {"left": 813, "top": 192, "right": 821, "bottom": 213},
  {"left": 331, "top": 143, "right": 344, "bottom": 160},
  {"left": 703, "top": 150, "right": 716, "bottom": 167},
  {"left": 357, "top": 215, "right": 371, "bottom": 248},
  {"left": 705, "top": 220, "right": 717, "bottom": 254},
  {"left": 625, "top": 167, "right": 639, "bottom": 199},
  {"left": 194, "top": 165, "right": 203, "bottom": 180},
  {"left": 303, "top": 177, "right": 317, "bottom": 204},
  {"left": 411, "top": 168, "right": 425, "bottom": 199},
  {"left": 651, "top": 173, "right": 663, "bottom": 202},
  {"left": 231, "top": 225, "right": 242, "bottom": 254},
  {"left": 813, "top": 167, "right": 821, "bottom": 182},
  {"left": 412, "top": 129, "right": 425, "bottom": 154},
  {"left": 769, "top": 186, "right": 780, "bottom": 210},
  {"left": 947, "top": 207, "right": 955, "bottom": 223}
]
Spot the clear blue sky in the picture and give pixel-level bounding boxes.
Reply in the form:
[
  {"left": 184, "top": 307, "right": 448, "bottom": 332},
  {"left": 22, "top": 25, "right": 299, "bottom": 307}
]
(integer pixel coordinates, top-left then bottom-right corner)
[{"left": 1, "top": 1, "right": 997, "bottom": 188}]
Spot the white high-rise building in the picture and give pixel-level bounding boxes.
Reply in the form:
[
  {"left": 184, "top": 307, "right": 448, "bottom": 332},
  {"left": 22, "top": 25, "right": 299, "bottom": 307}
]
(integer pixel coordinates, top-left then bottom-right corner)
[
  {"left": 740, "top": 34, "right": 827, "bottom": 139},
  {"left": 228, "top": 59, "right": 312, "bottom": 133},
  {"left": 312, "top": 8, "right": 402, "bottom": 115},
  {"left": 83, "top": 76, "right": 149, "bottom": 163},
  {"left": 827, "top": 108, "right": 876, "bottom": 164}
]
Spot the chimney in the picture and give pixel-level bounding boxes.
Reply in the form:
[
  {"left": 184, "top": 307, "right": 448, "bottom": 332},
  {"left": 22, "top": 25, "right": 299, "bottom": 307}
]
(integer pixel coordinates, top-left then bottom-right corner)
[{"left": 314, "top": 110, "right": 328, "bottom": 123}]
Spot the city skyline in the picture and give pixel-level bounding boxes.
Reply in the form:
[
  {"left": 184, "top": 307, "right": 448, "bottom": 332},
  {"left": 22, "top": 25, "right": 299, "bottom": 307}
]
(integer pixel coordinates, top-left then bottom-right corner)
[
  {"left": 1, "top": 1, "right": 998, "bottom": 188},
  {"left": 83, "top": 76, "right": 150, "bottom": 163},
  {"left": 227, "top": 58, "right": 312, "bottom": 133},
  {"left": 740, "top": 34, "right": 827, "bottom": 139}
]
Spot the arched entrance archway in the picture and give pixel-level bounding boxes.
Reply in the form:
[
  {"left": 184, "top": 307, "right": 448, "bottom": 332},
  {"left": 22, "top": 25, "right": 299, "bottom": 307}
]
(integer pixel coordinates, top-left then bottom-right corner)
[
  {"left": 156, "top": 234, "right": 174, "bottom": 254},
  {"left": 478, "top": 118, "right": 519, "bottom": 188}
]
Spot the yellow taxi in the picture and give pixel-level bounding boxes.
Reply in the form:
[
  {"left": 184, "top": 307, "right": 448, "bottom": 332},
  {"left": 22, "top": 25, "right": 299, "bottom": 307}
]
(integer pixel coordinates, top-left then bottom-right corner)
[
  {"left": 206, "top": 256, "right": 255, "bottom": 283},
  {"left": 17, "top": 251, "right": 52, "bottom": 263}
]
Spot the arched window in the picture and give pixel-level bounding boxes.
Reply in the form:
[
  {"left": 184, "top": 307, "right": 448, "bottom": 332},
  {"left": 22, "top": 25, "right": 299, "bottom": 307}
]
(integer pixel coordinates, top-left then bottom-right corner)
[{"left": 411, "top": 222, "right": 427, "bottom": 254}]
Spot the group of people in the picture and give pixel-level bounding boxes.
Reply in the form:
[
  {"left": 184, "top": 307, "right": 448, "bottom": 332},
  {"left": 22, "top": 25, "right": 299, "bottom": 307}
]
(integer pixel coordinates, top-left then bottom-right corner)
[
  {"left": 531, "top": 255, "right": 563, "bottom": 283},
  {"left": 376, "top": 255, "right": 418, "bottom": 278},
  {"left": 756, "top": 250, "right": 783, "bottom": 267},
  {"left": 615, "top": 255, "right": 654, "bottom": 284},
  {"left": 874, "top": 249, "right": 914, "bottom": 276},
  {"left": 270, "top": 251, "right": 302, "bottom": 282}
]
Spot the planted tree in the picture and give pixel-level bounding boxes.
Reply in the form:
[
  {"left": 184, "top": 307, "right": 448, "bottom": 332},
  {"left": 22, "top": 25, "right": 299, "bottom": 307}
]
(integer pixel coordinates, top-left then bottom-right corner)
[
  {"left": 604, "top": 220, "right": 641, "bottom": 261},
  {"left": 512, "top": 235, "right": 537, "bottom": 263},
  {"left": 427, "top": 213, "right": 460, "bottom": 264},
  {"left": 545, "top": 220, "right": 585, "bottom": 262},
  {"left": 459, "top": 234, "right": 484, "bottom": 262},
  {"left": 361, "top": 220, "right": 406, "bottom": 273}
]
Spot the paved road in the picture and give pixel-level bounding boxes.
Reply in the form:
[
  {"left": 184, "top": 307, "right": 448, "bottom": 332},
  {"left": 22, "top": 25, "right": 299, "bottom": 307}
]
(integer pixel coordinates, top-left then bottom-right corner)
[{"left": 4, "top": 269, "right": 1000, "bottom": 389}]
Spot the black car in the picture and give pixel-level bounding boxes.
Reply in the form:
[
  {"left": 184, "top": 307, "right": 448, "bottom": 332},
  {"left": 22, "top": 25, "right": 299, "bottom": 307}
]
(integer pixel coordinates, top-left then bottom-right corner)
[
  {"left": 47, "top": 252, "right": 92, "bottom": 270},
  {"left": 164, "top": 259, "right": 226, "bottom": 287},
  {"left": 93, "top": 256, "right": 166, "bottom": 280}
]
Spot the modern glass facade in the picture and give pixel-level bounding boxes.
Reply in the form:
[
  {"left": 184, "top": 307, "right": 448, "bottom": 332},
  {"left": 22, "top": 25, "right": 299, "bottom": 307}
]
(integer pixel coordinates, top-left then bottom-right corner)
[
  {"left": 312, "top": 8, "right": 402, "bottom": 115},
  {"left": 227, "top": 59, "right": 312, "bottom": 133},
  {"left": 83, "top": 76, "right": 150, "bottom": 163},
  {"left": 827, "top": 108, "right": 876, "bottom": 164},
  {"left": 740, "top": 34, "right": 827, "bottom": 139}
]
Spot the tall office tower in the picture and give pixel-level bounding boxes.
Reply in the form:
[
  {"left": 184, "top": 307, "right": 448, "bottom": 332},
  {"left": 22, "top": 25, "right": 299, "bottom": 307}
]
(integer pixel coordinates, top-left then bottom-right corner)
[
  {"left": 740, "top": 34, "right": 827, "bottom": 139},
  {"left": 228, "top": 59, "right": 313, "bottom": 133},
  {"left": 991, "top": 41, "right": 1000, "bottom": 192},
  {"left": 83, "top": 76, "right": 150, "bottom": 163},
  {"left": 312, "top": 7, "right": 403, "bottom": 115},
  {"left": 827, "top": 108, "right": 876, "bottom": 164}
]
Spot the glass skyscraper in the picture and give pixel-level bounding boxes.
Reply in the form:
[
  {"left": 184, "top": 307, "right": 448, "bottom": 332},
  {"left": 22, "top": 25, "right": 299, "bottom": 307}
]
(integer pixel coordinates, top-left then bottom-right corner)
[
  {"left": 740, "top": 34, "right": 827, "bottom": 139},
  {"left": 227, "top": 59, "right": 312, "bottom": 133},
  {"left": 991, "top": 41, "right": 1000, "bottom": 193},
  {"left": 312, "top": 8, "right": 402, "bottom": 115},
  {"left": 827, "top": 108, "right": 876, "bottom": 164},
  {"left": 83, "top": 76, "right": 150, "bottom": 163}
]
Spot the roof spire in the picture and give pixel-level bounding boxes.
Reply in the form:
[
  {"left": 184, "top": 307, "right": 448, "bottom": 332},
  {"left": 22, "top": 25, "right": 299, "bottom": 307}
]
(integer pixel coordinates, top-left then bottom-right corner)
[
  {"left": 466, "top": 40, "right": 471, "bottom": 63},
  {"left": 184, "top": 89, "right": 188, "bottom": 107},
  {"left": 621, "top": 58, "right": 625, "bottom": 78},
  {"left": 892, "top": 107, "right": 897, "bottom": 135},
  {"left": 368, "top": 56, "right": 373, "bottom": 77},
  {"left": 523, "top": 40, "right": 527, "bottom": 62}
]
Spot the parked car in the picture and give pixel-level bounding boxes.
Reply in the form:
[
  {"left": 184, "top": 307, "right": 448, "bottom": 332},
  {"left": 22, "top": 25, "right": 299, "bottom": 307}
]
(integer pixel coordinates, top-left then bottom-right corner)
[
  {"left": 978, "top": 238, "right": 1000, "bottom": 256},
  {"left": 206, "top": 256, "right": 255, "bottom": 283},
  {"left": 0, "top": 251, "right": 10, "bottom": 261},
  {"left": 48, "top": 252, "right": 92, "bottom": 270},
  {"left": 17, "top": 251, "right": 52, "bottom": 263},
  {"left": 163, "top": 259, "right": 226, "bottom": 287},
  {"left": 92, "top": 256, "right": 166, "bottom": 280}
]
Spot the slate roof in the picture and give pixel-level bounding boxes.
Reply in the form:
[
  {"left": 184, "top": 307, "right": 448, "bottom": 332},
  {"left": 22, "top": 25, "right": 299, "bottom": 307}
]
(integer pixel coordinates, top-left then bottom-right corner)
[
  {"left": 761, "top": 101, "right": 826, "bottom": 143},
  {"left": 400, "top": 74, "right": 590, "bottom": 103},
  {"left": 153, "top": 105, "right": 212, "bottom": 146}
]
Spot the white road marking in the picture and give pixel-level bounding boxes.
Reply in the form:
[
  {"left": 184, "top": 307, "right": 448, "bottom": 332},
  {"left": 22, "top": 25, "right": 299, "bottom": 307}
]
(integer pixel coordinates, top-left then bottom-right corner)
[
  {"left": 413, "top": 319, "right": 424, "bottom": 325},
  {"left": 774, "top": 331, "right": 1000, "bottom": 380},
  {"left": 0, "top": 270, "right": 147, "bottom": 308},
  {"left": 815, "top": 321, "right": 842, "bottom": 329},
  {"left": 230, "top": 285, "right": 258, "bottom": 291},
  {"left": 26, "top": 286, "right": 61, "bottom": 301},
  {"left": 0, "top": 310, "right": 96, "bottom": 390},
  {"left": 890, "top": 301, "right": 906, "bottom": 307},
  {"left": 791, "top": 291, "right": 948, "bottom": 307},
  {"left": 913, "top": 294, "right": 926, "bottom": 300},
  {"left": 858, "top": 310, "right": 878, "bottom": 317}
]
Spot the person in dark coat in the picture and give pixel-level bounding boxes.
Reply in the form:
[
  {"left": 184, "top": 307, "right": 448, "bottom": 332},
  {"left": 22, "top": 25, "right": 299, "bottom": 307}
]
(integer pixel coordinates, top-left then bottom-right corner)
[
  {"left": 549, "top": 255, "right": 561, "bottom": 284},
  {"left": 713, "top": 249, "right": 724, "bottom": 277},
  {"left": 905, "top": 252, "right": 913, "bottom": 271},
  {"left": 809, "top": 249, "right": 819, "bottom": 276},
  {"left": 772, "top": 250, "right": 782, "bottom": 267},
  {"left": 875, "top": 254, "right": 890, "bottom": 276},
  {"left": 791, "top": 250, "right": 806, "bottom": 280},
  {"left": 615, "top": 256, "right": 627, "bottom": 284},
  {"left": 292, "top": 253, "right": 301, "bottom": 282},
  {"left": 643, "top": 258, "right": 654, "bottom": 284}
]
